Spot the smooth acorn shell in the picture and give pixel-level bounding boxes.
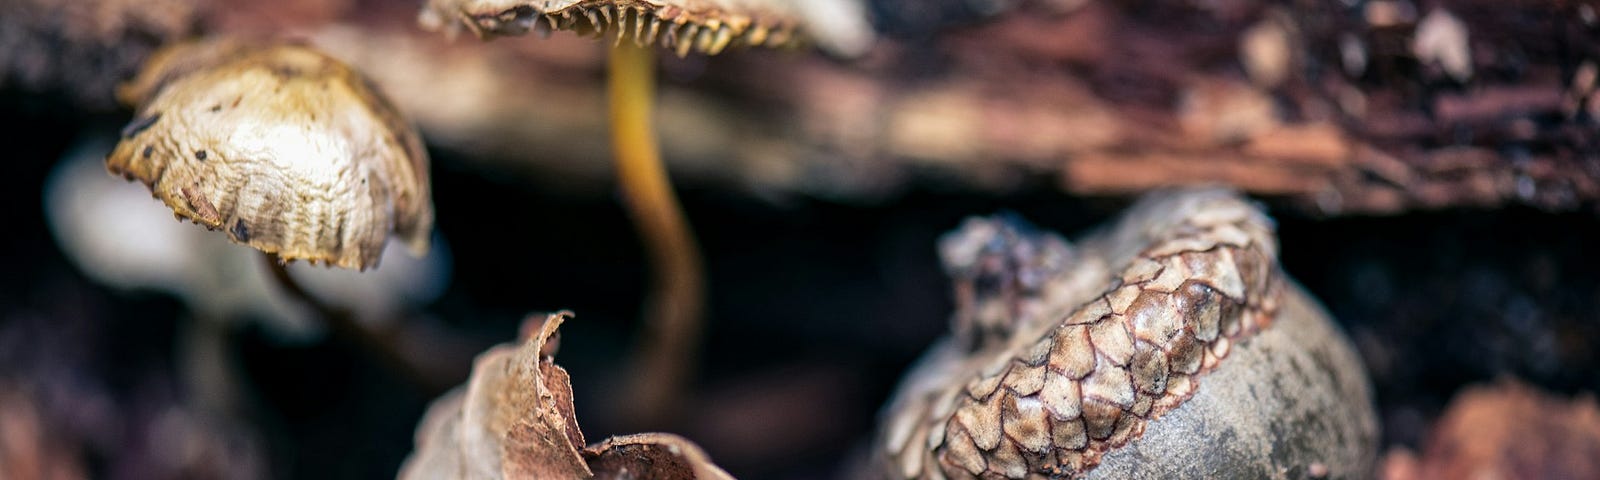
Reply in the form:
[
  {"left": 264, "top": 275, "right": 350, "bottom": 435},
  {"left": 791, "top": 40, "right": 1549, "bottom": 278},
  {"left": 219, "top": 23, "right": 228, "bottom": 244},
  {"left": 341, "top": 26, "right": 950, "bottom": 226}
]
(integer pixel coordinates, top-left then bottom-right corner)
[{"left": 1086, "top": 281, "right": 1378, "bottom": 479}]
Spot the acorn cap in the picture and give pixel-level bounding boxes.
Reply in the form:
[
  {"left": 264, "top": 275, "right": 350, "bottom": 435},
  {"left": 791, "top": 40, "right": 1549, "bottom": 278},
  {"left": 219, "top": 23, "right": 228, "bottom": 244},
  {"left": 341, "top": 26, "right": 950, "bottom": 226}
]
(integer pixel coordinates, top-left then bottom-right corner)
[
  {"left": 419, "top": 0, "right": 873, "bottom": 57},
  {"left": 106, "top": 39, "right": 434, "bottom": 271}
]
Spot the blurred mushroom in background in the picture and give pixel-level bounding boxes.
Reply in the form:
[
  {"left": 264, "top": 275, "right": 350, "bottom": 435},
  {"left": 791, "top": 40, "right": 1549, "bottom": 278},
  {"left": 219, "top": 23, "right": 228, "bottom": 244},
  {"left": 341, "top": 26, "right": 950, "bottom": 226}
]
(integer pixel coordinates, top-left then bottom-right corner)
[
  {"left": 44, "top": 138, "right": 459, "bottom": 445},
  {"left": 46, "top": 142, "right": 451, "bottom": 340},
  {"left": 80, "top": 37, "right": 474, "bottom": 390}
]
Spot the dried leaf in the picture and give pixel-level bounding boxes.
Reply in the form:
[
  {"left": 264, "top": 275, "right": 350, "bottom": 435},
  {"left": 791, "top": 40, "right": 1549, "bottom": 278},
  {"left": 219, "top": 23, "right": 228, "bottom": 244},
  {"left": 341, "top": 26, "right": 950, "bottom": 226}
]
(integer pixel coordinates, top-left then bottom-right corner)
[
  {"left": 585, "top": 433, "right": 736, "bottom": 480},
  {"left": 400, "top": 312, "right": 735, "bottom": 479},
  {"left": 399, "top": 312, "right": 588, "bottom": 479},
  {"left": 106, "top": 38, "right": 433, "bottom": 270},
  {"left": 402, "top": 391, "right": 469, "bottom": 480}
]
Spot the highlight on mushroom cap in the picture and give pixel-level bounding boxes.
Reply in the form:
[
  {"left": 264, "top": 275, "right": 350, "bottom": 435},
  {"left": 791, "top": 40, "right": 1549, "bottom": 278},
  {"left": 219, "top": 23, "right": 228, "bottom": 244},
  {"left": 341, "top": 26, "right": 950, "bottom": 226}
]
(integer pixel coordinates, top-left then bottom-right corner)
[
  {"left": 106, "top": 38, "right": 434, "bottom": 271},
  {"left": 418, "top": 0, "right": 874, "bottom": 57}
]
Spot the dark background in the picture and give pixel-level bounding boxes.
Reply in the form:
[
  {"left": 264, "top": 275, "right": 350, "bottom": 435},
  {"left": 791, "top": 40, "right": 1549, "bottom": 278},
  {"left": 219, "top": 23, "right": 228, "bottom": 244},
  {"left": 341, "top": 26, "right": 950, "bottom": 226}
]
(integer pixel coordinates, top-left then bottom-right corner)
[
  {"left": 2, "top": 100, "right": 1597, "bottom": 479},
  {"left": 2, "top": 0, "right": 1599, "bottom": 477}
]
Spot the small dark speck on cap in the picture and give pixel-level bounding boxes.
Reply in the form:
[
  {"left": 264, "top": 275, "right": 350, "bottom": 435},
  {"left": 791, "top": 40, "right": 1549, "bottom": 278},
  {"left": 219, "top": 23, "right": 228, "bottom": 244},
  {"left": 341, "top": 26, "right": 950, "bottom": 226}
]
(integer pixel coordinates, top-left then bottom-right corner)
[
  {"left": 195, "top": 150, "right": 207, "bottom": 161},
  {"left": 231, "top": 219, "right": 251, "bottom": 242}
]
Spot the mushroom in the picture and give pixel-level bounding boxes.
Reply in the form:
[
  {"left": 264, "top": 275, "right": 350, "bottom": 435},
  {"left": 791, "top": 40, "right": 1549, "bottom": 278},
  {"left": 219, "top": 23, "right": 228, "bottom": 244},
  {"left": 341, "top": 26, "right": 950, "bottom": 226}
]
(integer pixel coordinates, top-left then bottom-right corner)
[
  {"left": 106, "top": 38, "right": 433, "bottom": 272},
  {"left": 102, "top": 38, "right": 454, "bottom": 386},
  {"left": 416, "top": 0, "right": 873, "bottom": 424}
]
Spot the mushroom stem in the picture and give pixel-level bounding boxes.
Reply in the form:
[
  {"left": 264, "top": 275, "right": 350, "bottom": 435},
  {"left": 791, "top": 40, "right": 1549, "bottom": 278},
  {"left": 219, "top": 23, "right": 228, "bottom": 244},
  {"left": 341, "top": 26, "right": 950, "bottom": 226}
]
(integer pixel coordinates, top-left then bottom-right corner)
[
  {"left": 260, "top": 253, "right": 450, "bottom": 394},
  {"left": 609, "top": 41, "right": 705, "bottom": 426}
]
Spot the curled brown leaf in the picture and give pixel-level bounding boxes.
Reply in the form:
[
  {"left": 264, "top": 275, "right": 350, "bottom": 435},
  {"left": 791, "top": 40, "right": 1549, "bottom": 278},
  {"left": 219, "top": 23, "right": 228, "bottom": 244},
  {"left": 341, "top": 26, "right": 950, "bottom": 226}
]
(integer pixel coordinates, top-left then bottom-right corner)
[
  {"left": 400, "top": 312, "right": 735, "bottom": 479},
  {"left": 400, "top": 311, "right": 589, "bottom": 479},
  {"left": 585, "top": 433, "right": 736, "bottom": 480}
]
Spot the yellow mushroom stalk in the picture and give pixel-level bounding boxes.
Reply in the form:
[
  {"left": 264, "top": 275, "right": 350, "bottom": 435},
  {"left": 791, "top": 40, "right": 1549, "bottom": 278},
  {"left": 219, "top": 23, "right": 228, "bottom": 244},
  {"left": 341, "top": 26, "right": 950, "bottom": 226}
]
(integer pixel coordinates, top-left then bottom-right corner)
[
  {"left": 106, "top": 38, "right": 446, "bottom": 388},
  {"left": 608, "top": 38, "right": 706, "bottom": 425},
  {"left": 419, "top": 0, "right": 873, "bottom": 424}
]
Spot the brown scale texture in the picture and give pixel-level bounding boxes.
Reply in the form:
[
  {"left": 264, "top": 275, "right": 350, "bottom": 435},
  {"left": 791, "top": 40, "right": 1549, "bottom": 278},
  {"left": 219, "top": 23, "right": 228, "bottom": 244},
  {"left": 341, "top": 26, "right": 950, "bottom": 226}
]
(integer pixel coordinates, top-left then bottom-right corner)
[
  {"left": 419, "top": 0, "right": 806, "bottom": 57},
  {"left": 878, "top": 189, "right": 1285, "bottom": 479}
]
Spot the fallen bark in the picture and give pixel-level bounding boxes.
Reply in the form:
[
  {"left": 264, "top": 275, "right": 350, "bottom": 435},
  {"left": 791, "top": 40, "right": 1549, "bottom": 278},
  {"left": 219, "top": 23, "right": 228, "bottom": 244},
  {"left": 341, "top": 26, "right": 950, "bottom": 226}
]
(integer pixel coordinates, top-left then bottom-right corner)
[{"left": 8, "top": 0, "right": 1598, "bottom": 214}]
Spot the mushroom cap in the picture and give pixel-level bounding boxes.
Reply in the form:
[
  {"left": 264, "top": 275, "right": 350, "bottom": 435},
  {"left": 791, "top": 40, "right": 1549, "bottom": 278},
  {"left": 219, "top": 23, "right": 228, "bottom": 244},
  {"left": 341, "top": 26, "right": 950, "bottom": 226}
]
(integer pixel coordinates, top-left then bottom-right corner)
[
  {"left": 106, "top": 39, "right": 434, "bottom": 271},
  {"left": 419, "top": 0, "right": 873, "bottom": 57}
]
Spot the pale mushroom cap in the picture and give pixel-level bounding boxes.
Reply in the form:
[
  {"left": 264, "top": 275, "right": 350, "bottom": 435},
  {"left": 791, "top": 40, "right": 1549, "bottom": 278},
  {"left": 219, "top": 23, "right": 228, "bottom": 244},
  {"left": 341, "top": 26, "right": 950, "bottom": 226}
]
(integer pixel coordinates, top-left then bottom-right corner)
[
  {"left": 419, "top": 0, "right": 873, "bottom": 57},
  {"left": 107, "top": 39, "right": 434, "bottom": 271}
]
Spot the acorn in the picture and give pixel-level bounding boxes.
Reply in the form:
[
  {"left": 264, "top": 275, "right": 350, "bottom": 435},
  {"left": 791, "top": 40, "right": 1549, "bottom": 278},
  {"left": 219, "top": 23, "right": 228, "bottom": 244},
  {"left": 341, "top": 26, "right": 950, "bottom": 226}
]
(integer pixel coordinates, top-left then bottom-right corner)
[{"left": 872, "top": 189, "right": 1379, "bottom": 479}]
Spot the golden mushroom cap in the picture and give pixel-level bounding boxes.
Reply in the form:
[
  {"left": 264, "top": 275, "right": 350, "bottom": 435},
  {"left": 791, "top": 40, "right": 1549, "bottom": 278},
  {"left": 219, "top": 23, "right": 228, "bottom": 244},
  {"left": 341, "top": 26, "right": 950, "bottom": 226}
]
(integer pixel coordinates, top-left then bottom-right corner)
[
  {"left": 419, "top": 0, "right": 873, "bottom": 57},
  {"left": 107, "top": 39, "right": 434, "bottom": 271}
]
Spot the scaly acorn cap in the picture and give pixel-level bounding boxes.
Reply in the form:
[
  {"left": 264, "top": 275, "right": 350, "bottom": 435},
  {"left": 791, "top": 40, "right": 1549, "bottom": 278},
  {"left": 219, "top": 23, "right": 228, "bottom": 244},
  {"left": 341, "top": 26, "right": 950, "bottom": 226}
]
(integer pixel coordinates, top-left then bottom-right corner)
[{"left": 107, "top": 39, "right": 434, "bottom": 271}]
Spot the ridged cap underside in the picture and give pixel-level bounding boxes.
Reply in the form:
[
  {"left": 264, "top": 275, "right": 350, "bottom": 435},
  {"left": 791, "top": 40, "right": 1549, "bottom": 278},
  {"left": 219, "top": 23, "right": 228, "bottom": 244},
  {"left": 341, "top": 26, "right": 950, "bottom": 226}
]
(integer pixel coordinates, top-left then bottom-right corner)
[{"left": 422, "top": 0, "right": 806, "bottom": 56}]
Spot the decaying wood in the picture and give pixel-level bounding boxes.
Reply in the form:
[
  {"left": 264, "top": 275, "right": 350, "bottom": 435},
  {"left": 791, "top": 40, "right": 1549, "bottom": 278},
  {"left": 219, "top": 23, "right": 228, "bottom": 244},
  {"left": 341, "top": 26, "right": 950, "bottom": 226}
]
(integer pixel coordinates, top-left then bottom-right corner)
[
  {"left": 0, "top": 0, "right": 199, "bottom": 110},
  {"left": 812, "top": 0, "right": 1599, "bottom": 214},
  {"left": 13, "top": 0, "right": 1598, "bottom": 213},
  {"left": 1379, "top": 379, "right": 1600, "bottom": 480},
  {"left": 328, "top": 0, "right": 1599, "bottom": 214}
]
